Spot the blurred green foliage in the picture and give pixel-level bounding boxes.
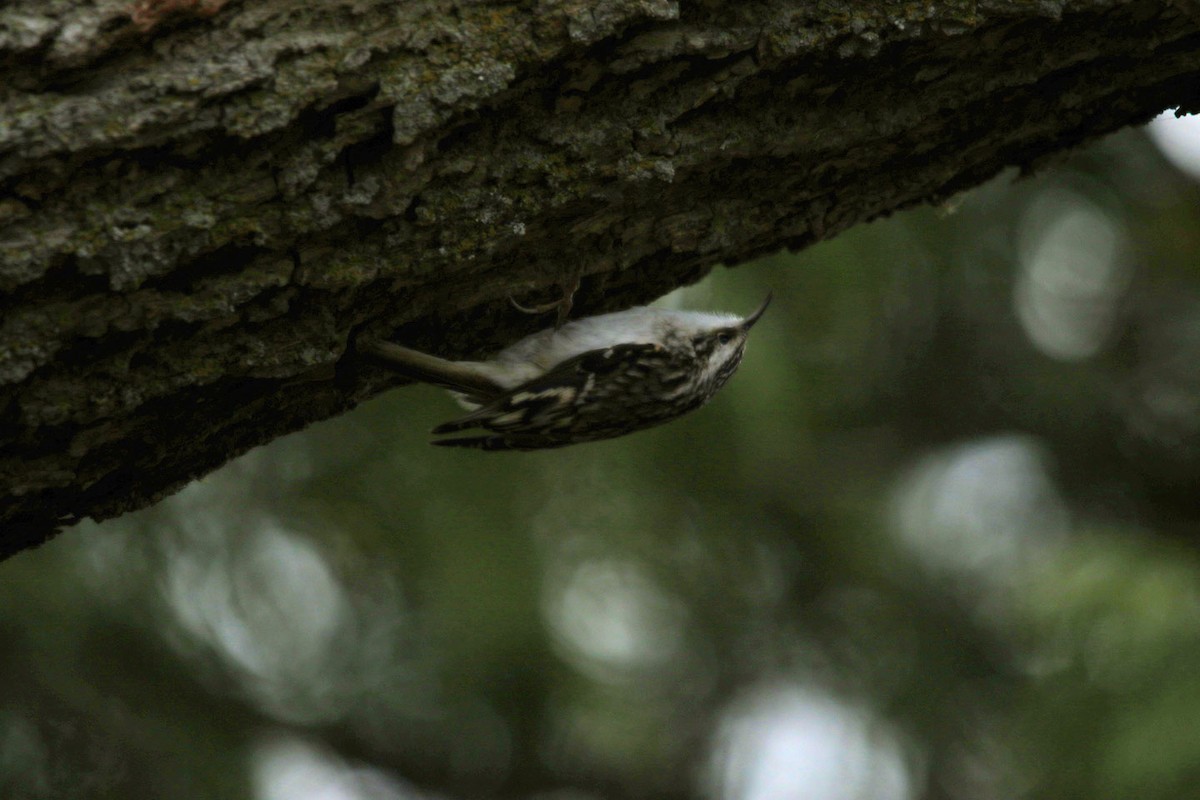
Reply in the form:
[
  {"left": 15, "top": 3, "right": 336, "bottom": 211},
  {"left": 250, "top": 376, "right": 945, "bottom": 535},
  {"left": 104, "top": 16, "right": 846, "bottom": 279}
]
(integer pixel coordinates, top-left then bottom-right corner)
[{"left": 3, "top": 122, "right": 1200, "bottom": 800}]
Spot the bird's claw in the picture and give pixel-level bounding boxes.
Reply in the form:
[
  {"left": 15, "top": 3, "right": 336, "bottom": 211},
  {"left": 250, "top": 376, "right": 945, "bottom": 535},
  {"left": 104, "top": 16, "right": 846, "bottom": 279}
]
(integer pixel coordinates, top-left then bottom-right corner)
[{"left": 509, "top": 270, "right": 581, "bottom": 329}]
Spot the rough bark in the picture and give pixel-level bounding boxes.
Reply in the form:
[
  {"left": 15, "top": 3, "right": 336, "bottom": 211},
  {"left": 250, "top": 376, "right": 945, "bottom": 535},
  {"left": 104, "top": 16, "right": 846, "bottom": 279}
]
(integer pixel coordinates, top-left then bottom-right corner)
[{"left": 2, "top": 0, "right": 1199, "bottom": 558}]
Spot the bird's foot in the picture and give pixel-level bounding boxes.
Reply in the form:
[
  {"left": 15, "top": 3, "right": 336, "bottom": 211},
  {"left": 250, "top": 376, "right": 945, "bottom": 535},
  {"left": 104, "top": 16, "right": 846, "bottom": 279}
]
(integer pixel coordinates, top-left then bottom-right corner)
[{"left": 509, "top": 269, "right": 581, "bottom": 329}]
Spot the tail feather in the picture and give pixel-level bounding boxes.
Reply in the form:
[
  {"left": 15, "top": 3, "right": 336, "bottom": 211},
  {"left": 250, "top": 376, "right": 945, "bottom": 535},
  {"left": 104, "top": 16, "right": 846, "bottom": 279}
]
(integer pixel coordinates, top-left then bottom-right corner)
[{"left": 363, "top": 339, "right": 502, "bottom": 403}]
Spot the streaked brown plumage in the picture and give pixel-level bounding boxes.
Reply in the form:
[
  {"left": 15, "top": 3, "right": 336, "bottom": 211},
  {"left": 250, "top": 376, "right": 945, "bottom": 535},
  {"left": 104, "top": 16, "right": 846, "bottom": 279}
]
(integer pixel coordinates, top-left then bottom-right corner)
[{"left": 364, "top": 293, "right": 771, "bottom": 450}]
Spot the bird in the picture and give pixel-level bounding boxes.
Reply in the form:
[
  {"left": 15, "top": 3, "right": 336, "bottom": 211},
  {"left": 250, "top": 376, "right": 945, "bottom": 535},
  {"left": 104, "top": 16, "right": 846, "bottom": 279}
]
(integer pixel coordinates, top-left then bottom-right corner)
[{"left": 362, "top": 292, "right": 771, "bottom": 450}]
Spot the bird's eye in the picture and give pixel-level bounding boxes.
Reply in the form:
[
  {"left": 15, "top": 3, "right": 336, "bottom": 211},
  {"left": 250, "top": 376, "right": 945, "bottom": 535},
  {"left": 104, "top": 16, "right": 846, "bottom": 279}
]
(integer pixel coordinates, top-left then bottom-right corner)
[{"left": 716, "top": 331, "right": 733, "bottom": 345}]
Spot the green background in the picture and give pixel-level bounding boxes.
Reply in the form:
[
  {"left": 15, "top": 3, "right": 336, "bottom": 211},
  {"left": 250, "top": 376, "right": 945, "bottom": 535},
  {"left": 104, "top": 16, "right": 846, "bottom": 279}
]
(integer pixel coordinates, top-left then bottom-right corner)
[{"left": 3, "top": 120, "right": 1199, "bottom": 800}]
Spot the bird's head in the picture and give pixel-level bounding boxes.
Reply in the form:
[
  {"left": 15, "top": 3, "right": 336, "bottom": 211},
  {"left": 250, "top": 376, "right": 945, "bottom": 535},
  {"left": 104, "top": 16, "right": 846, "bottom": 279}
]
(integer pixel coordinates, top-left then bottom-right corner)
[{"left": 685, "top": 292, "right": 772, "bottom": 392}]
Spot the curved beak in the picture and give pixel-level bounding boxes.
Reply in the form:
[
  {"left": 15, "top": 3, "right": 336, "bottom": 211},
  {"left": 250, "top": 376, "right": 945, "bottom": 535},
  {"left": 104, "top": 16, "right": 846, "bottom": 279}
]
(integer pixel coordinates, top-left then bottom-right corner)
[{"left": 741, "top": 291, "right": 773, "bottom": 331}]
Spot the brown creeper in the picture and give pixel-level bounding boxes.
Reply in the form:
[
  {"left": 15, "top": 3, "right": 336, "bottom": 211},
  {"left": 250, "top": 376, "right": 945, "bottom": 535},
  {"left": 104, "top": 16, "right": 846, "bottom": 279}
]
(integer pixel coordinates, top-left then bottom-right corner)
[{"left": 364, "top": 293, "right": 771, "bottom": 450}]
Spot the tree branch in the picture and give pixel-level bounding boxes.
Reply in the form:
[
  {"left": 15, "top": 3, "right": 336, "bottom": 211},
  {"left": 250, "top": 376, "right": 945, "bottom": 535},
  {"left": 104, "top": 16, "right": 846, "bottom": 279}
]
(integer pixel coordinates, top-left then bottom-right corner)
[{"left": 3, "top": 0, "right": 1199, "bottom": 557}]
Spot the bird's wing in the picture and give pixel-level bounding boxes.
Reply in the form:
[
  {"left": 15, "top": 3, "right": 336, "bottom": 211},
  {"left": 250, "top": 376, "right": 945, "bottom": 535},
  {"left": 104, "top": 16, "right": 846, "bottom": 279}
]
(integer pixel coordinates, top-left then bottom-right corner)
[{"left": 431, "top": 342, "right": 674, "bottom": 448}]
